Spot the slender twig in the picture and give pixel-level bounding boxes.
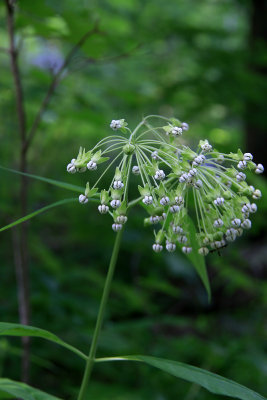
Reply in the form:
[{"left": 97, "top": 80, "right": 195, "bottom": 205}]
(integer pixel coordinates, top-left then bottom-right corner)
[
  {"left": 82, "top": 43, "right": 141, "bottom": 65},
  {"left": 77, "top": 229, "right": 124, "bottom": 400},
  {"left": 5, "top": 0, "right": 27, "bottom": 141},
  {"left": 24, "top": 23, "right": 100, "bottom": 152},
  {"left": 5, "top": 0, "right": 30, "bottom": 383}
]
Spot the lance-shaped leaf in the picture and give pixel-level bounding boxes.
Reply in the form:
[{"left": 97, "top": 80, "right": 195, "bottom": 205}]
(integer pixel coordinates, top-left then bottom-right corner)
[
  {"left": 0, "top": 378, "right": 62, "bottom": 400},
  {"left": 96, "top": 355, "right": 265, "bottom": 400},
  {"left": 84, "top": 182, "right": 98, "bottom": 198},
  {"left": 0, "top": 165, "right": 84, "bottom": 193},
  {"left": 180, "top": 215, "right": 211, "bottom": 301},
  {"left": 138, "top": 184, "right": 151, "bottom": 197},
  {"left": 0, "top": 198, "right": 78, "bottom": 233},
  {"left": 0, "top": 322, "right": 87, "bottom": 360},
  {"left": 91, "top": 150, "right": 109, "bottom": 164}
]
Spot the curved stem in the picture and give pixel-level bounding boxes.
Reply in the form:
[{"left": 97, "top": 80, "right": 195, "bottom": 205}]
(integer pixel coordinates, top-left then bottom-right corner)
[{"left": 77, "top": 229, "right": 124, "bottom": 400}]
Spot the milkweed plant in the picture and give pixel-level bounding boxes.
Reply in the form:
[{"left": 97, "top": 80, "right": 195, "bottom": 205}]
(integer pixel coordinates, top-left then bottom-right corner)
[
  {"left": 67, "top": 115, "right": 263, "bottom": 256},
  {"left": 1, "top": 115, "right": 265, "bottom": 400},
  {"left": 64, "top": 115, "right": 264, "bottom": 400}
]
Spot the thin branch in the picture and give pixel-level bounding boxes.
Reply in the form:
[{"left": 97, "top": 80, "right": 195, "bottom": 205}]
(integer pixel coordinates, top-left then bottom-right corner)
[
  {"left": 83, "top": 43, "right": 141, "bottom": 66},
  {"left": 24, "top": 23, "right": 100, "bottom": 152},
  {"left": 5, "top": 0, "right": 30, "bottom": 383},
  {"left": 5, "top": 0, "right": 27, "bottom": 142}
]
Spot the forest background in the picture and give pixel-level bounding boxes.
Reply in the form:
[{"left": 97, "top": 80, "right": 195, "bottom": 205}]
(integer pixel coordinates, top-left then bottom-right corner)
[{"left": 0, "top": 0, "right": 266, "bottom": 399}]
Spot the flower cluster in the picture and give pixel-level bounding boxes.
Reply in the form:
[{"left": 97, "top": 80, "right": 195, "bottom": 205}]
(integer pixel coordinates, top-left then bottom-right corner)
[{"left": 67, "top": 115, "right": 263, "bottom": 256}]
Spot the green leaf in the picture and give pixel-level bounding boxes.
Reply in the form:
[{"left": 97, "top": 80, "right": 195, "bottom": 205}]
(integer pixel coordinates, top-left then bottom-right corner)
[
  {"left": 97, "top": 157, "right": 110, "bottom": 164},
  {"left": 0, "top": 199, "right": 77, "bottom": 233},
  {"left": 96, "top": 355, "right": 265, "bottom": 400},
  {"left": 0, "top": 322, "right": 87, "bottom": 361},
  {"left": 0, "top": 165, "right": 84, "bottom": 193},
  {"left": 0, "top": 378, "right": 62, "bottom": 400},
  {"left": 138, "top": 184, "right": 150, "bottom": 196},
  {"left": 184, "top": 216, "right": 211, "bottom": 301}
]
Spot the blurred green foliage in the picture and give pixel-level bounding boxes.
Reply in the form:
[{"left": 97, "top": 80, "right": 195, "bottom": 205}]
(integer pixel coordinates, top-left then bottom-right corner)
[{"left": 0, "top": 0, "right": 266, "bottom": 399}]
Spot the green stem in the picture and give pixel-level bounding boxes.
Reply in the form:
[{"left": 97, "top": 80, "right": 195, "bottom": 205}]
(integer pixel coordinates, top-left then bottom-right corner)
[{"left": 77, "top": 229, "right": 123, "bottom": 400}]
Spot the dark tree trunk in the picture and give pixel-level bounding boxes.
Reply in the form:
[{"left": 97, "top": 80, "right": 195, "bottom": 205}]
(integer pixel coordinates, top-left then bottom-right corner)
[{"left": 246, "top": 0, "right": 267, "bottom": 170}]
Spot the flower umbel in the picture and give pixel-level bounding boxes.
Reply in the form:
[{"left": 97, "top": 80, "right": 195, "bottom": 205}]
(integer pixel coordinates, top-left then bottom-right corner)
[{"left": 67, "top": 115, "right": 263, "bottom": 256}]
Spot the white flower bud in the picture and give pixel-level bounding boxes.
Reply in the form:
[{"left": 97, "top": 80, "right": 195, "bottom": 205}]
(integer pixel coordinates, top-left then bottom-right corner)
[
  {"left": 198, "top": 247, "right": 209, "bottom": 256},
  {"left": 198, "top": 155, "right": 206, "bottom": 164},
  {"left": 87, "top": 161, "right": 97, "bottom": 170},
  {"left": 243, "top": 153, "right": 253, "bottom": 161},
  {"left": 241, "top": 204, "right": 251, "bottom": 214},
  {"left": 152, "top": 243, "right": 163, "bottom": 253},
  {"left": 192, "top": 154, "right": 205, "bottom": 167},
  {"left": 225, "top": 235, "right": 235, "bottom": 243},
  {"left": 143, "top": 195, "right": 153, "bottom": 205},
  {"left": 236, "top": 172, "right": 246, "bottom": 182},
  {"left": 71, "top": 158, "right": 76, "bottom": 164},
  {"left": 188, "top": 168, "right": 197, "bottom": 177},
  {"left": 160, "top": 196, "right": 170, "bottom": 206},
  {"left": 113, "top": 180, "right": 124, "bottom": 189},
  {"left": 150, "top": 215, "right": 160, "bottom": 224},
  {"left": 78, "top": 167, "right": 87, "bottom": 173},
  {"left": 241, "top": 219, "right": 251, "bottom": 229},
  {"left": 252, "top": 189, "right": 262, "bottom": 199},
  {"left": 170, "top": 205, "right": 180, "bottom": 213},
  {"left": 242, "top": 211, "right": 250, "bottom": 219},
  {"left": 255, "top": 163, "right": 264, "bottom": 174},
  {"left": 202, "top": 237, "right": 210, "bottom": 245},
  {"left": 181, "top": 122, "right": 189, "bottom": 131},
  {"left": 250, "top": 203, "right": 257, "bottom": 213},
  {"left": 194, "top": 179, "right": 203, "bottom": 189},
  {"left": 214, "top": 197, "right": 224, "bottom": 206},
  {"left": 201, "top": 142, "right": 212, "bottom": 152},
  {"left": 79, "top": 194, "right": 88, "bottom": 204},
  {"left": 67, "top": 163, "right": 76, "bottom": 173},
  {"left": 171, "top": 126, "right": 183, "bottom": 136},
  {"left": 226, "top": 228, "right": 237, "bottom": 242},
  {"left": 214, "top": 240, "right": 226, "bottom": 249},
  {"left": 179, "top": 173, "right": 189, "bottom": 183},
  {"left": 231, "top": 218, "right": 241, "bottom": 227},
  {"left": 166, "top": 242, "right": 176, "bottom": 252},
  {"left": 226, "top": 228, "right": 237, "bottom": 236},
  {"left": 98, "top": 204, "right": 109, "bottom": 214},
  {"left": 110, "top": 199, "right": 121, "bottom": 209},
  {"left": 237, "top": 160, "right": 247, "bottom": 170},
  {"left": 116, "top": 215, "right": 128, "bottom": 224},
  {"left": 214, "top": 219, "right": 223, "bottom": 228},
  {"left": 192, "top": 155, "right": 205, "bottom": 166},
  {"left": 182, "top": 246, "right": 192, "bottom": 254},
  {"left": 112, "top": 223, "right": 123, "bottom": 232},
  {"left": 236, "top": 228, "right": 243, "bottom": 237},
  {"left": 132, "top": 166, "right": 140, "bottom": 175},
  {"left": 172, "top": 225, "right": 183, "bottom": 233},
  {"left": 160, "top": 212, "right": 167, "bottom": 220},
  {"left": 175, "top": 196, "right": 184, "bottom": 205},
  {"left": 154, "top": 169, "right": 165, "bottom": 180},
  {"left": 151, "top": 151, "right": 159, "bottom": 160},
  {"left": 110, "top": 119, "right": 122, "bottom": 130},
  {"left": 177, "top": 235, "right": 187, "bottom": 244}
]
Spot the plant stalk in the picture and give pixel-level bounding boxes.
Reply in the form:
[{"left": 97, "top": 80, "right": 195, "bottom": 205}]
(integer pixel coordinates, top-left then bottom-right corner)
[
  {"left": 5, "top": 0, "right": 31, "bottom": 382},
  {"left": 77, "top": 229, "right": 123, "bottom": 400}
]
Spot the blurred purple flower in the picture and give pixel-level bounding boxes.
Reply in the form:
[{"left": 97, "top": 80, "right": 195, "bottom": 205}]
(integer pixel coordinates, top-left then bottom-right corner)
[{"left": 30, "top": 47, "right": 64, "bottom": 75}]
